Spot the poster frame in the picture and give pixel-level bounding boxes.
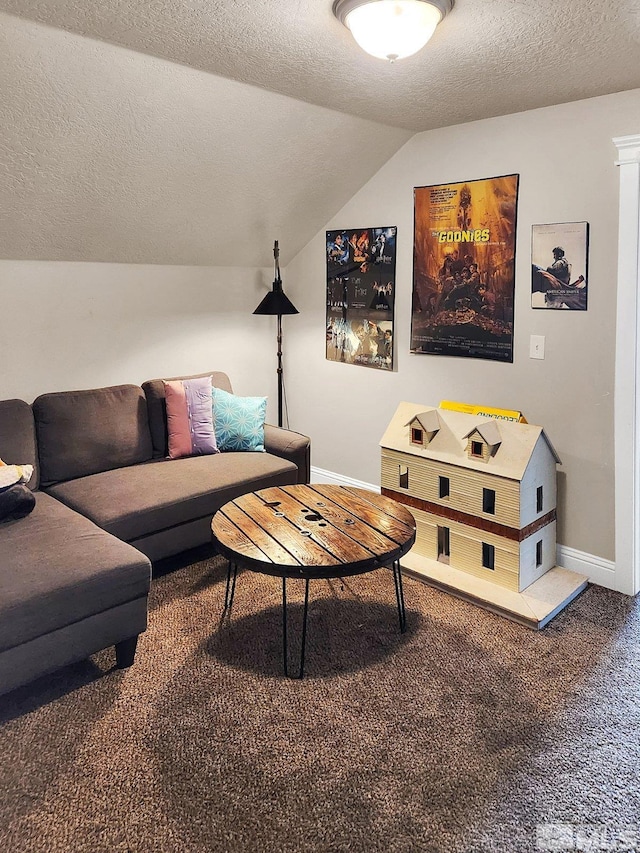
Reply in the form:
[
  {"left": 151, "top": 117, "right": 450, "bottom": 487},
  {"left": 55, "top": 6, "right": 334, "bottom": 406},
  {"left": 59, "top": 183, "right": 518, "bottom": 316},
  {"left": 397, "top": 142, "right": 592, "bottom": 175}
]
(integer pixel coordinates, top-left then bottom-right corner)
[
  {"left": 326, "top": 226, "right": 397, "bottom": 371},
  {"left": 410, "top": 173, "right": 520, "bottom": 363},
  {"left": 531, "top": 221, "right": 589, "bottom": 311}
]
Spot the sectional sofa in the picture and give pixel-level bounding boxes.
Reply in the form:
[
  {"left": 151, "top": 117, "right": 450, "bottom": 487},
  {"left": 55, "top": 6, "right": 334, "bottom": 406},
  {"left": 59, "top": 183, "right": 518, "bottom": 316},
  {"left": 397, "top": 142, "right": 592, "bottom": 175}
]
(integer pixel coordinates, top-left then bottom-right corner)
[{"left": 0, "top": 371, "right": 310, "bottom": 697}]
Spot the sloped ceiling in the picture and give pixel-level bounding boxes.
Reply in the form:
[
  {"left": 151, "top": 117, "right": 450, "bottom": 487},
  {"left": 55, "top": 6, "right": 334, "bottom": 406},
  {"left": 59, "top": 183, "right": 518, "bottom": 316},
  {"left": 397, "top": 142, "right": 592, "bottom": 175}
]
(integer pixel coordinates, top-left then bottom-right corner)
[
  {"left": 0, "top": 13, "right": 411, "bottom": 265},
  {"left": 1, "top": 0, "right": 639, "bottom": 265}
]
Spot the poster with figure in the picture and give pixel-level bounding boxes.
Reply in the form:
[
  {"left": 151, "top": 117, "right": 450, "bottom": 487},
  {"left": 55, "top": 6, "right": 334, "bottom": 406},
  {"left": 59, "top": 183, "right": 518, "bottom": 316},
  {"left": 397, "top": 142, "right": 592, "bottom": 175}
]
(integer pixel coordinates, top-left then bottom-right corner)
[
  {"left": 410, "top": 174, "right": 519, "bottom": 363},
  {"left": 531, "top": 222, "right": 589, "bottom": 310},
  {"left": 326, "top": 226, "right": 397, "bottom": 369}
]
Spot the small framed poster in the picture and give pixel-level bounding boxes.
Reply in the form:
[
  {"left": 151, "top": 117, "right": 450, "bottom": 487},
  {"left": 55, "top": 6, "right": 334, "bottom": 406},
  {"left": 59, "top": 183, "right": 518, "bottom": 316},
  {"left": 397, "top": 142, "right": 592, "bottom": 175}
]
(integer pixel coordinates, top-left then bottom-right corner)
[
  {"left": 531, "top": 221, "right": 589, "bottom": 310},
  {"left": 326, "top": 227, "right": 397, "bottom": 370}
]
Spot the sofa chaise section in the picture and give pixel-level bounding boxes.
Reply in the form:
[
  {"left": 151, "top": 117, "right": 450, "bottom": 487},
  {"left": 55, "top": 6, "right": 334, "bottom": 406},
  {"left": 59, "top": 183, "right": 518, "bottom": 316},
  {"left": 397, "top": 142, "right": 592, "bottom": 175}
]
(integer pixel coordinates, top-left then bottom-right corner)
[
  {"left": 0, "top": 492, "right": 150, "bottom": 695},
  {"left": 0, "top": 398, "right": 151, "bottom": 697}
]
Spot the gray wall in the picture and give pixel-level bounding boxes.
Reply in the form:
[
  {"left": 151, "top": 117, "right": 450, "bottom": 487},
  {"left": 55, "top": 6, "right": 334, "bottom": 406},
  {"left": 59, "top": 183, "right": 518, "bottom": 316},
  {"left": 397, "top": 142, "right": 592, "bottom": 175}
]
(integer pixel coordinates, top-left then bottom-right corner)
[
  {"left": 284, "top": 88, "right": 640, "bottom": 563},
  {"left": 0, "top": 261, "right": 281, "bottom": 418}
]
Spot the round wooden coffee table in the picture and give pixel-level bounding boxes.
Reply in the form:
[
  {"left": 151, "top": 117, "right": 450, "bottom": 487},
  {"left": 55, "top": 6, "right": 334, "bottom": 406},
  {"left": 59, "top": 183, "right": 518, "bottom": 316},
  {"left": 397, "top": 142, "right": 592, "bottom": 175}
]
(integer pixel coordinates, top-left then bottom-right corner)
[{"left": 211, "top": 484, "right": 416, "bottom": 678}]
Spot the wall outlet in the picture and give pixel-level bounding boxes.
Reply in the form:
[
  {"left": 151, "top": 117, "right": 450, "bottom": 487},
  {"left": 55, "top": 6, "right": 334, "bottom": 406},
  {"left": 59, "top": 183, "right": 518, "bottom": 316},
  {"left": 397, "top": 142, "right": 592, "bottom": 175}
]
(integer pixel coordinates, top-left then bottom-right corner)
[{"left": 530, "top": 335, "right": 545, "bottom": 359}]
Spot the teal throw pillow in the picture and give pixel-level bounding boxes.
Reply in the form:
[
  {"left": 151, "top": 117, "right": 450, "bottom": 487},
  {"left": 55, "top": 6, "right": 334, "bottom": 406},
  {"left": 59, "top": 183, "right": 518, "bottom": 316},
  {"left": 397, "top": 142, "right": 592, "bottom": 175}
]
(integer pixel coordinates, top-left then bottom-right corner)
[{"left": 212, "top": 387, "right": 267, "bottom": 452}]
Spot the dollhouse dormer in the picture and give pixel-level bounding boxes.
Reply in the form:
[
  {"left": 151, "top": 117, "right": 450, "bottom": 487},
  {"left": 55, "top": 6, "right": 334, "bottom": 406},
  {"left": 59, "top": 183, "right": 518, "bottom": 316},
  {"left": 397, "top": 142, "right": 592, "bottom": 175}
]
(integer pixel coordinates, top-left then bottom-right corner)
[
  {"left": 463, "top": 421, "right": 502, "bottom": 462},
  {"left": 406, "top": 411, "right": 440, "bottom": 448}
]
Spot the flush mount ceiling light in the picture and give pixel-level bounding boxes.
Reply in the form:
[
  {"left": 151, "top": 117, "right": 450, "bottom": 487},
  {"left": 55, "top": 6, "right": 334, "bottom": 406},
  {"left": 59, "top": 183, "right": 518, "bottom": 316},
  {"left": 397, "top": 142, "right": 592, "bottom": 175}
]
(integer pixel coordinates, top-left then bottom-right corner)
[{"left": 333, "top": 0, "right": 453, "bottom": 62}]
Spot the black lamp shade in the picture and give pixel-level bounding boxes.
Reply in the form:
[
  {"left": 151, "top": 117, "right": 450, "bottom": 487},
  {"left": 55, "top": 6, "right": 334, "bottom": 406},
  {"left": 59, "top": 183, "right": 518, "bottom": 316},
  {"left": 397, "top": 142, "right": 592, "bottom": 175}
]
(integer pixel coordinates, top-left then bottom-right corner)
[{"left": 253, "top": 279, "right": 299, "bottom": 316}]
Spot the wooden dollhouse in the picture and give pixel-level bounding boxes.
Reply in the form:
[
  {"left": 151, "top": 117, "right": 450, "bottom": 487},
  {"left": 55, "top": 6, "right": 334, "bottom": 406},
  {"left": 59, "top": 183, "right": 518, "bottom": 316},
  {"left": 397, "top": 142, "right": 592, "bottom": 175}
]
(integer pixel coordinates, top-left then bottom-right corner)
[{"left": 381, "top": 402, "right": 588, "bottom": 627}]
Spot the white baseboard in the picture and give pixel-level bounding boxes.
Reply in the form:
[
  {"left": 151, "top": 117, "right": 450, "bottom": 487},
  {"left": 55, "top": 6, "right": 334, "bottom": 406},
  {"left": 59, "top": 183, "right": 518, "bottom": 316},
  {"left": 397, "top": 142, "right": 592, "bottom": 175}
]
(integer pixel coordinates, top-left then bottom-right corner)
[
  {"left": 310, "top": 466, "right": 617, "bottom": 590},
  {"left": 556, "top": 545, "right": 616, "bottom": 591},
  {"left": 310, "top": 466, "right": 380, "bottom": 493}
]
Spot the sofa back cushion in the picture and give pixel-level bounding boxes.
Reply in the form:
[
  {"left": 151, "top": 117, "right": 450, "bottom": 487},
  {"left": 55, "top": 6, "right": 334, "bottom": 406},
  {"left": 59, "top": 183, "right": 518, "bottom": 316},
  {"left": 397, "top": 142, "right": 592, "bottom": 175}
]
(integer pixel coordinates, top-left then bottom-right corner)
[
  {"left": 33, "top": 385, "right": 153, "bottom": 486},
  {"left": 142, "top": 371, "right": 233, "bottom": 458},
  {"left": 0, "top": 399, "right": 39, "bottom": 490}
]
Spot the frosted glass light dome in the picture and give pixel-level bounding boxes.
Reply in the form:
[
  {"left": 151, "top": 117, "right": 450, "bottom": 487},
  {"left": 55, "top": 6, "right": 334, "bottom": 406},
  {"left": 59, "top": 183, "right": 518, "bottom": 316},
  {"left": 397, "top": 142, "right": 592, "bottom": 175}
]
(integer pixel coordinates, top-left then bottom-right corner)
[{"left": 335, "top": 0, "right": 451, "bottom": 62}]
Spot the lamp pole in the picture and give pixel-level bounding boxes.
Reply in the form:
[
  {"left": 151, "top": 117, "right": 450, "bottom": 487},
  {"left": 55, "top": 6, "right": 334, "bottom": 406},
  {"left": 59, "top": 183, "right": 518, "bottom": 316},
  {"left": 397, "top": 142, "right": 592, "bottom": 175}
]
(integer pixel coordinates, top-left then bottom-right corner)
[
  {"left": 273, "top": 241, "right": 285, "bottom": 428},
  {"left": 253, "top": 240, "right": 299, "bottom": 430},
  {"left": 276, "top": 312, "right": 284, "bottom": 428}
]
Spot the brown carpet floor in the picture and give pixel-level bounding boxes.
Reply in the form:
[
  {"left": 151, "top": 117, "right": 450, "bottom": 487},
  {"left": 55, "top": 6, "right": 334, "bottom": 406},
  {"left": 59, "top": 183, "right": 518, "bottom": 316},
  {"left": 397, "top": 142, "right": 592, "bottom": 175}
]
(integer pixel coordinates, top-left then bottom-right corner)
[{"left": 1, "top": 551, "right": 639, "bottom": 853}]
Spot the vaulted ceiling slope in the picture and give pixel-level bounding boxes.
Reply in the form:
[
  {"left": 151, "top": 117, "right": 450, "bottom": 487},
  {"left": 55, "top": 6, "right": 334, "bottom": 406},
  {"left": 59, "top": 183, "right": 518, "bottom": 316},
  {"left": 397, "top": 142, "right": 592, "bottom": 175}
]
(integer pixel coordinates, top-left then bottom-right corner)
[
  {"left": 0, "top": 12, "right": 411, "bottom": 265},
  {"left": 2, "top": 0, "right": 640, "bottom": 132},
  {"left": 2, "top": 0, "right": 639, "bottom": 266}
]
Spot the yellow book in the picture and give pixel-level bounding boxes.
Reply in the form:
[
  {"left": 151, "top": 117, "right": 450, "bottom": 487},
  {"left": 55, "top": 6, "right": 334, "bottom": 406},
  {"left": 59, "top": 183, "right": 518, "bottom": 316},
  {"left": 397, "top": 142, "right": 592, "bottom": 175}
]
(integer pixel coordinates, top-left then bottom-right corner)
[{"left": 439, "top": 400, "right": 527, "bottom": 423}]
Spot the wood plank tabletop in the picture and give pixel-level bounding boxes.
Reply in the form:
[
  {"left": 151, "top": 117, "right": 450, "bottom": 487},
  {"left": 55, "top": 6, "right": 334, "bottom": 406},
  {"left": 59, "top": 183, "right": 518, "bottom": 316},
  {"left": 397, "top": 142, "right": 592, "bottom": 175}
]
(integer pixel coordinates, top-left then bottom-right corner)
[{"left": 211, "top": 484, "right": 416, "bottom": 579}]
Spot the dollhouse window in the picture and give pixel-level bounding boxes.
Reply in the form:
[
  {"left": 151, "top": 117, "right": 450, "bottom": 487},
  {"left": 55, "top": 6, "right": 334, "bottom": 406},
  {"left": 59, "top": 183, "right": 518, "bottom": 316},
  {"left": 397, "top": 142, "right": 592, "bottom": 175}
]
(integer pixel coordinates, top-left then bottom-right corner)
[
  {"left": 399, "top": 465, "right": 409, "bottom": 489},
  {"left": 439, "top": 476, "right": 450, "bottom": 499},
  {"left": 536, "top": 540, "right": 543, "bottom": 567},
  {"left": 437, "top": 526, "right": 450, "bottom": 563},
  {"left": 471, "top": 440, "right": 484, "bottom": 457},
  {"left": 536, "top": 486, "right": 543, "bottom": 513},
  {"left": 411, "top": 427, "right": 423, "bottom": 445},
  {"left": 482, "top": 488, "right": 496, "bottom": 514},
  {"left": 482, "top": 543, "right": 495, "bottom": 570}
]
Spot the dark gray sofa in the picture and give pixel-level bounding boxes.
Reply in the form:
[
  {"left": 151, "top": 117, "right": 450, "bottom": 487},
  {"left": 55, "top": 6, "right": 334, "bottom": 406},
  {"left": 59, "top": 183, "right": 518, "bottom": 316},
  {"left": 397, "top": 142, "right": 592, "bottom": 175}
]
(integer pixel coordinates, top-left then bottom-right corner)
[{"left": 0, "top": 372, "right": 310, "bottom": 696}]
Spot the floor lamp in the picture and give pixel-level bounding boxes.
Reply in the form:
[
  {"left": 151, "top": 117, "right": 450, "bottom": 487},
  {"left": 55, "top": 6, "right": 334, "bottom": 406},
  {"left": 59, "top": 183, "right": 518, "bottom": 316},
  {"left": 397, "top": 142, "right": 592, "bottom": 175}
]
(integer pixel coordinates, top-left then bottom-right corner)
[{"left": 253, "top": 241, "right": 299, "bottom": 428}]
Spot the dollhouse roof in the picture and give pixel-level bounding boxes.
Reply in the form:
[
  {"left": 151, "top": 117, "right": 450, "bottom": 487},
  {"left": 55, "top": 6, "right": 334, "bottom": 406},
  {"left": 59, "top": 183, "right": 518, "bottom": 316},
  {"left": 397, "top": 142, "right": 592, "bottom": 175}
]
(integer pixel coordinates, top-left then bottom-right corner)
[
  {"left": 464, "top": 420, "right": 502, "bottom": 448},
  {"left": 405, "top": 410, "right": 441, "bottom": 434},
  {"left": 381, "top": 402, "right": 561, "bottom": 480}
]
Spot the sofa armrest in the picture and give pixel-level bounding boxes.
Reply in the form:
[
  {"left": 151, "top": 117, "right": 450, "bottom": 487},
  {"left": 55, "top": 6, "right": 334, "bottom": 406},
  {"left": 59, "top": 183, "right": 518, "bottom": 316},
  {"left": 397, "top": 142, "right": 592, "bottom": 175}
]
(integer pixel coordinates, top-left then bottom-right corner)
[{"left": 263, "top": 424, "right": 310, "bottom": 484}]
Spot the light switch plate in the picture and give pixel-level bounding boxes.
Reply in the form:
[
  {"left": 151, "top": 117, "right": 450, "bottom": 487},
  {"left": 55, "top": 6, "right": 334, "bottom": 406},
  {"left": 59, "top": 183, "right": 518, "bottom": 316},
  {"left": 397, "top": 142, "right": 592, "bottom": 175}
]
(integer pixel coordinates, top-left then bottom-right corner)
[{"left": 530, "top": 335, "right": 545, "bottom": 359}]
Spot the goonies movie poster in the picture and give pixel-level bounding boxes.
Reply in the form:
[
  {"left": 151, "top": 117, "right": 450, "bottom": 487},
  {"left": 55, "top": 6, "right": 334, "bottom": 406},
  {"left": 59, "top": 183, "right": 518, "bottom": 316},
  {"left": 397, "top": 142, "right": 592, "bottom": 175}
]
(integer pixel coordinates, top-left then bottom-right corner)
[
  {"left": 410, "top": 174, "right": 519, "bottom": 363},
  {"left": 326, "top": 226, "right": 397, "bottom": 370}
]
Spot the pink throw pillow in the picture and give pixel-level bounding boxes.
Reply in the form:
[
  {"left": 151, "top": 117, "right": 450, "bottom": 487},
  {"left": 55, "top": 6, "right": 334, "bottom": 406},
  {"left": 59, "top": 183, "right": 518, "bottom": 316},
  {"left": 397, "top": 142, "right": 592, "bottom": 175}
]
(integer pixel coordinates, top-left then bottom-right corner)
[{"left": 164, "top": 376, "right": 219, "bottom": 459}]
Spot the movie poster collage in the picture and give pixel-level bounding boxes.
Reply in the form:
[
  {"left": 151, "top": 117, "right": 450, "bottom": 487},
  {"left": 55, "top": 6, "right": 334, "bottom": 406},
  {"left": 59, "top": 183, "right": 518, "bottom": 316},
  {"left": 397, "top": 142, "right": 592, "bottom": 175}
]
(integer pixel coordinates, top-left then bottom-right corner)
[
  {"left": 327, "top": 176, "right": 588, "bottom": 367},
  {"left": 326, "top": 227, "right": 397, "bottom": 370}
]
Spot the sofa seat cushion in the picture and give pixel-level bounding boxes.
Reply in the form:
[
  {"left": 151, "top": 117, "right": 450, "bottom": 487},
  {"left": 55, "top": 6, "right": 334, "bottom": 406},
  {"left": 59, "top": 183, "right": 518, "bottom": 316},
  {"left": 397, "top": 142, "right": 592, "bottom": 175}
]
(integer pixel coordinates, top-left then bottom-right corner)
[
  {"left": 46, "top": 453, "right": 298, "bottom": 544},
  {"left": 0, "top": 492, "right": 150, "bottom": 653}
]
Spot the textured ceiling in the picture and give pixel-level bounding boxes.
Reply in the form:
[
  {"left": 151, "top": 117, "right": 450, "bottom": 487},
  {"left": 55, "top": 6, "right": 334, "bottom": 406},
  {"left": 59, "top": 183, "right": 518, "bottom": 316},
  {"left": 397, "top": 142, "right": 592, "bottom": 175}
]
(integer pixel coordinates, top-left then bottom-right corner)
[
  {"left": 1, "top": 0, "right": 639, "bottom": 132},
  {"left": 0, "top": 13, "right": 410, "bottom": 265},
  {"left": 2, "top": 0, "right": 639, "bottom": 265}
]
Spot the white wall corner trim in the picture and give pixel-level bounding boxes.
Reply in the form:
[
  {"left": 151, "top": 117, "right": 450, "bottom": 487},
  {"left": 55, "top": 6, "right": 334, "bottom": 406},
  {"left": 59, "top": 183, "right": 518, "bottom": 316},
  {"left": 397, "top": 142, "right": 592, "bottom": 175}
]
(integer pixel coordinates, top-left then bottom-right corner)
[
  {"left": 311, "top": 466, "right": 616, "bottom": 590},
  {"left": 613, "top": 134, "right": 640, "bottom": 165},
  {"left": 613, "top": 133, "right": 640, "bottom": 596}
]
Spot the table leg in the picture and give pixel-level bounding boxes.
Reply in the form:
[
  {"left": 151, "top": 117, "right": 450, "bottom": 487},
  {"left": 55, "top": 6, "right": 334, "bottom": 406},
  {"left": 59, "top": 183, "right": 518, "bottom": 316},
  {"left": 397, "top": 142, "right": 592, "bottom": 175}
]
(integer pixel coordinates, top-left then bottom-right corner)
[
  {"left": 224, "top": 561, "right": 238, "bottom": 612},
  {"left": 299, "top": 579, "right": 310, "bottom": 679},
  {"left": 282, "top": 578, "right": 288, "bottom": 678},
  {"left": 282, "top": 577, "right": 311, "bottom": 679},
  {"left": 392, "top": 560, "right": 407, "bottom": 633}
]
